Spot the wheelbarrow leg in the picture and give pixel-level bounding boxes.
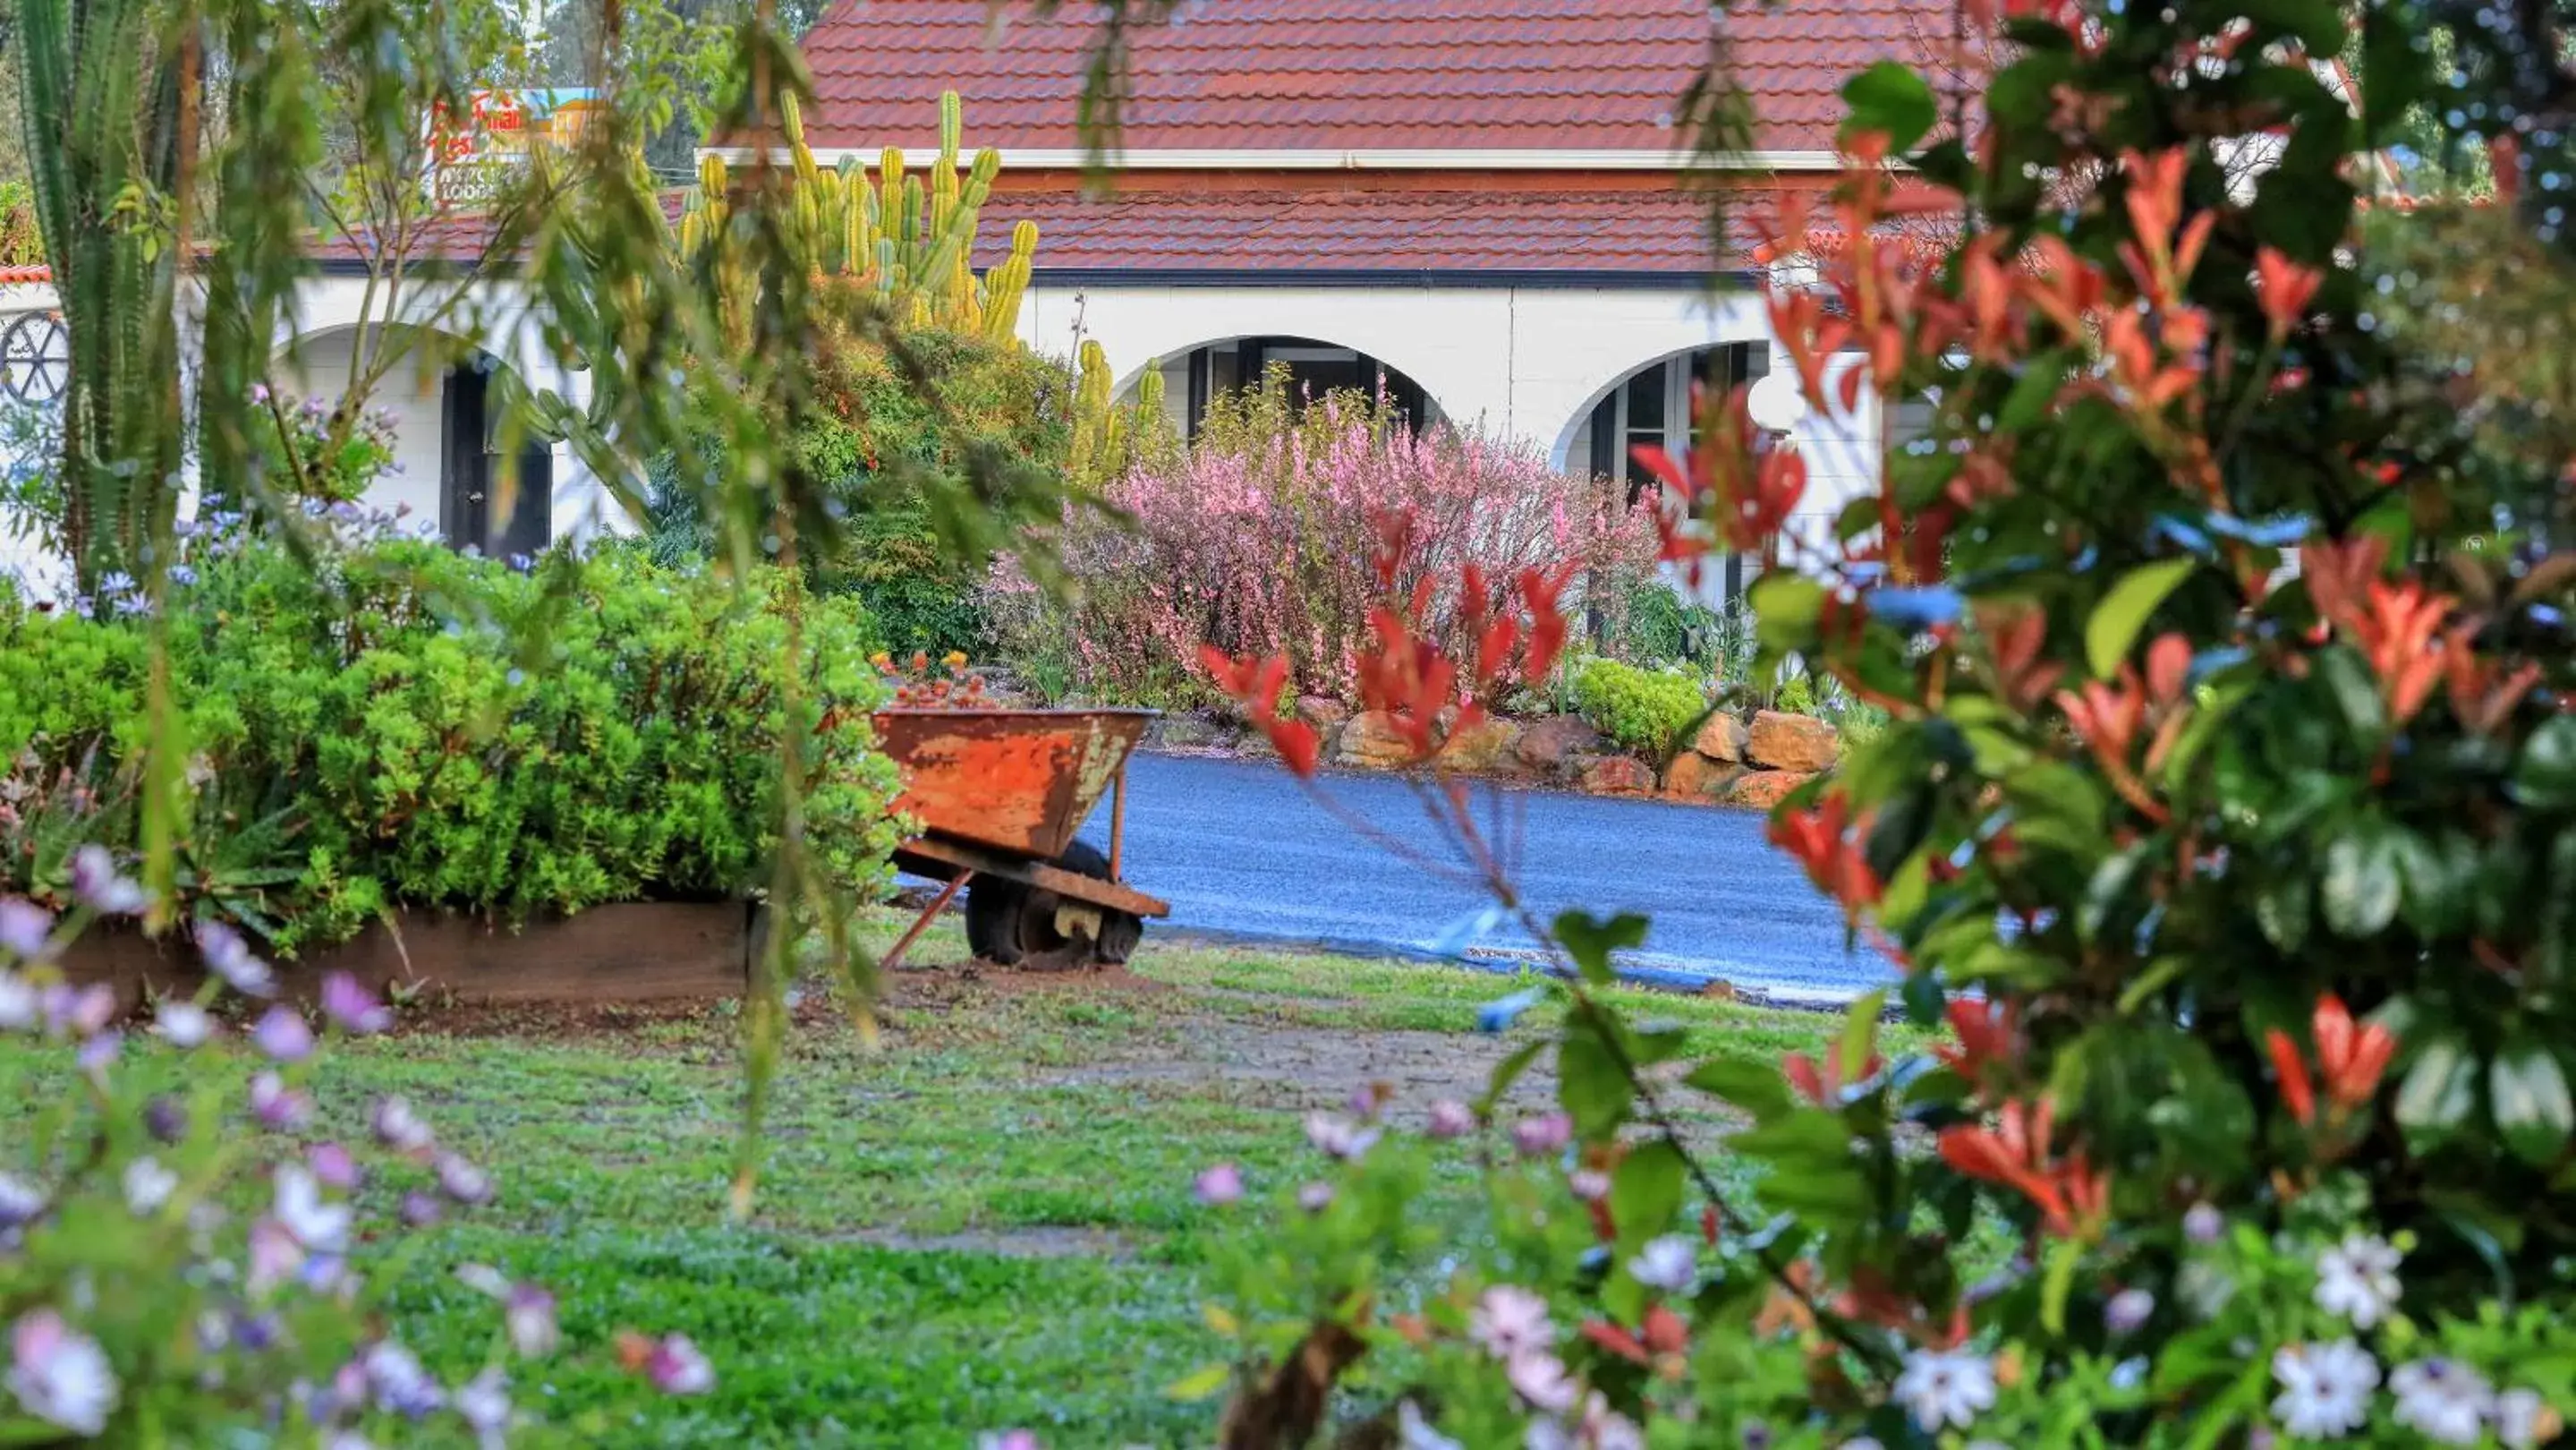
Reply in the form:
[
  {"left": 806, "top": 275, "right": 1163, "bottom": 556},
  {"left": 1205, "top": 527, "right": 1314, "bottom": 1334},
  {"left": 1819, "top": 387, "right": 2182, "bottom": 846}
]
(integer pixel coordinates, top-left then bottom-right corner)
[{"left": 882, "top": 871, "right": 971, "bottom": 973}]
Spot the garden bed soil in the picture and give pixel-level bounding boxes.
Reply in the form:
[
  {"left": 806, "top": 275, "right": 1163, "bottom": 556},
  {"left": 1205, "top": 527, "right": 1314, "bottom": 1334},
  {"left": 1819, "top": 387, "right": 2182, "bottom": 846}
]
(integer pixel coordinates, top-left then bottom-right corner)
[{"left": 60, "top": 900, "right": 757, "bottom": 1012}]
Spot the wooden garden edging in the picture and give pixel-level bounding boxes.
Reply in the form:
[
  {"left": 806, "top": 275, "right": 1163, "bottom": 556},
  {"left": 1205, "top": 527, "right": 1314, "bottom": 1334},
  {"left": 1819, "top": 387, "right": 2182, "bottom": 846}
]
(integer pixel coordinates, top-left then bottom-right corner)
[{"left": 59, "top": 901, "right": 758, "bottom": 1011}]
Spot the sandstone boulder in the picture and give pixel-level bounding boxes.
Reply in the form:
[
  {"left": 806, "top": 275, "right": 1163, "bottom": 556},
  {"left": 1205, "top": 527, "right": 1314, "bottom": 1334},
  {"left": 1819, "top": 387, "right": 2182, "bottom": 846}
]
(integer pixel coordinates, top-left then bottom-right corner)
[
  {"left": 1747, "top": 711, "right": 1840, "bottom": 772},
  {"left": 1437, "top": 718, "right": 1525, "bottom": 774},
  {"left": 1692, "top": 712, "right": 1751, "bottom": 764},
  {"left": 1296, "top": 695, "right": 1350, "bottom": 734},
  {"left": 1335, "top": 710, "right": 1419, "bottom": 768},
  {"left": 1578, "top": 755, "right": 1656, "bottom": 797},
  {"left": 1662, "top": 751, "right": 1738, "bottom": 803},
  {"left": 1149, "top": 712, "right": 1231, "bottom": 752},
  {"left": 1726, "top": 769, "right": 1817, "bottom": 810},
  {"left": 1514, "top": 716, "right": 1605, "bottom": 777}
]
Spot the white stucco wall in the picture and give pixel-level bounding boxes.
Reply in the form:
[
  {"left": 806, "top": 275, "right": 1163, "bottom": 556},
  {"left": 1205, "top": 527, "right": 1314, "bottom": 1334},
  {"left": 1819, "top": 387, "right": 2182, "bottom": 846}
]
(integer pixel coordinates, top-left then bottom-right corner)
[{"left": 1019, "top": 279, "right": 1884, "bottom": 576}]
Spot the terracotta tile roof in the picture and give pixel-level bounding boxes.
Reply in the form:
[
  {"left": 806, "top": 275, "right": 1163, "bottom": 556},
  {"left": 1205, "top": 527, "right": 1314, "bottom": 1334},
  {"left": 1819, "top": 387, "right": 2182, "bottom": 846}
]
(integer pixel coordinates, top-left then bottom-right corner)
[
  {"left": 971, "top": 186, "right": 1768, "bottom": 276},
  {"left": 797, "top": 0, "right": 1961, "bottom": 158}
]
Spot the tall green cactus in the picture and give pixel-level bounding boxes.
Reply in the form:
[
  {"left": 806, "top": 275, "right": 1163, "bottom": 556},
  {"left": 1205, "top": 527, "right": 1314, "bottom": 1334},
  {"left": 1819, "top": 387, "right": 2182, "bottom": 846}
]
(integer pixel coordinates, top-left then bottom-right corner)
[{"left": 675, "top": 92, "right": 1172, "bottom": 487}]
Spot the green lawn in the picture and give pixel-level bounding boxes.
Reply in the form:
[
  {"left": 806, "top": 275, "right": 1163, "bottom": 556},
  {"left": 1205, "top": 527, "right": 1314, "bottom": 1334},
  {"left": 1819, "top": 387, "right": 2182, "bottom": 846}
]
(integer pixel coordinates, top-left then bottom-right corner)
[{"left": 2, "top": 916, "right": 1898, "bottom": 1447}]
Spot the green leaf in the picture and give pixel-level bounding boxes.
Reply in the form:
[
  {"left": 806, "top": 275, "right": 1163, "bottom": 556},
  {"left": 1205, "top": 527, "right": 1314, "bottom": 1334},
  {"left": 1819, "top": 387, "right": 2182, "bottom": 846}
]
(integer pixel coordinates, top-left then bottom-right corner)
[
  {"left": 1840, "top": 61, "right": 1938, "bottom": 151},
  {"left": 2040, "top": 1237, "right": 2084, "bottom": 1335},
  {"left": 2320, "top": 823, "right": 2402, "bottom": 937},
  {"left": 1610, "top": 1139, "right": 1688, "bottom": 1241},
  {"left": 1684, "top": 1057, "right": 1795, "bottom": 1122},
  {"left": 1478, "top": 1039, "right": 1549, "bottom": 1116},
  {"left": 1164, "top": 1363, "right": 1232, "bottom": 1402},
  {"left": 2253, "top": 873, "right": 2311, "bottom": 952},
  {"left": 1996, "top": 353, "right": 2068, "bottom": 431},
  {"left": 2489, "top": 1043, "right": 2575, "bottom": 1166},
  {"left": 2086, "top": 558, "right": 2197, "bottom": 678},
  {"left": 1752, "top": 574, "right": 1826, "bottom": 652},
  {"left": 2313, "top": 647, "right": 2385, "bottom": 740},
  {"left": 2394, "top": 1036, "right": 2479, "bottom": 1147},
  {"left": 1838, "top": 990, "right": 1886, "bottom": 1091},
  {"left": 1555, "top": 910, "right": 1650, "bottom": 986},
  {"left": 2512, "top": 717, "right": 2576, "bottom": 809},
  {"left": 1558, "top": 1030, "right": 1636, "bottom": 1139}
]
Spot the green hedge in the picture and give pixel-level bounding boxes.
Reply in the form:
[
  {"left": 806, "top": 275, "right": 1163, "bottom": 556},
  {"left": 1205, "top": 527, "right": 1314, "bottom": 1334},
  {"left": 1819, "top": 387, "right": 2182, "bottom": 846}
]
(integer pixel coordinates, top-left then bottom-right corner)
[
  {"left": 1568, "top": 656, "right": 1709, "bottom": 759},
  {"left": 0, "top": 531, "right": 901, "bottom": 951}
]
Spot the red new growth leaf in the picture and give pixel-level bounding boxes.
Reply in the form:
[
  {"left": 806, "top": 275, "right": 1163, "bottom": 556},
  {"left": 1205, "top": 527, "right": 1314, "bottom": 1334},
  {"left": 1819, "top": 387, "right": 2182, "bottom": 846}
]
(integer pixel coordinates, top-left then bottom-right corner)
[
  {"left": 2267, "top": 1025, "right": 2319, "bottom": 1128},
  {"left": 1784, "top": 1042, "right": 1884, "bottom": 1105},
  {"left": 1938, "top": 997, "right": 2019, "bottom": 1082},
  {"left": 2351, "top": 580, "right": 2453, "bottom": 726},
  {"left": 1767, "top": 790, "right": 1883, "bottom": 913},
  {"left": 1197, "top": 646, "right": 1321, "bottom": 778},
  {"left": 1518, "top": 565, "right": 1573, "bottom": 686},
  {"left": 2256, "top": 246, "right": 2325, "bottom": 339},
  {"left": 2302, "top": 533, "right": 2390, "bottom": 635},
  {"left": 2146, "top": 632, "right": 2192, "bottom": 707},
  {"left": 1580, "top": 1320, "right": 1650, "bottom": 1365},
  {"left": 1937, "top": 1097, "right": 2108, "bottom": 1240}
]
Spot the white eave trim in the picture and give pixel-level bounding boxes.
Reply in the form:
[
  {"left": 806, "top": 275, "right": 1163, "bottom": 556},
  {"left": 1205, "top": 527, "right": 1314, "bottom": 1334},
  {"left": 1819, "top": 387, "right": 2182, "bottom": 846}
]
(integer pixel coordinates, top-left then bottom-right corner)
[{"left": 694, "top": 145, "right": 1842, "bottom": 173}]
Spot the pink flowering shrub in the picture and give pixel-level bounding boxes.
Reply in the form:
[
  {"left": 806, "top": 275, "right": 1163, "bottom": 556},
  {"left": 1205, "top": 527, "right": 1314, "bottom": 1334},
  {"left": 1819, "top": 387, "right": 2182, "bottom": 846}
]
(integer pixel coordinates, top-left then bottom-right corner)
[
  {"left": 0, "top": 857, "right": 709, "bottom": 1443},
  {"left": 986, "top": 376, "right": 1655, "bottom": 707}
]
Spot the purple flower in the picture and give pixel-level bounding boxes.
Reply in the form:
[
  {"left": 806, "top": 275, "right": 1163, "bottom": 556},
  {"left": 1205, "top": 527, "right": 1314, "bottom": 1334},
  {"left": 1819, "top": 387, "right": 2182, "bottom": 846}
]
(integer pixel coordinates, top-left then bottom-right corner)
[
  {"left": 361, "top": 1341, "right": 444, "bottom": 1418},
  {"left": 370, "top": 1096, "right": 434, "bottom": 1155},
  {"left": 977, "top": 1434, "right": 1041, "bottom": 1450},
  {"left": 1512, "top": 1112, "right": 1572, "bottom": 1158},
  {"left": 74, "top": 1030, "right": 122, "bottom": 1074},
  {"left": 309, "top": 1143, "right": 361, "bottom": 1190},
  {"left": 0, "top": 1173, "right": 40, "bottom": 1231},
  {"left": 1303, "top": 1111, "right": 1381, "bottom": 1162},
  {"left": 6, "top": 1309, "right": 118, "bottom": 1436},
  {"left": 434, "top": 1153, "right": 492, "bottom": 1206},
  {"left": 456, "top": 1367, "right": 510, "bottom": 1442},
  {"left": 69, "top": 846, "right": 146, "bottom": 916},
  {"left": 0, "top": 899, "right": 53, "bottom": 960},
  {"left": 246, "top": 1217, "right": 304, "bottom": 1295},
  {"left": 506, "top": 1285, "right": 559, "bottom": 1359},
  {"left": 1346, "top": 1082, "right": 1383, "bottom": 1120},
  {"left": 0, "top": 974, "right": 36, "bottom": 1031},
  {"left": 1193, "top": 1164, "right": 1244, "bottom": 1206},
  {"left": 248, "top": 383, "right": 269, "bottom": 404},
  {"left": 2104, "top": 1287, "right": 2155, "bottom": 1335},
  {"left": 644, "top": 1335, "right": 714, "bottom": 1395},
  {"left": 1425, "top": 1098, "right": 1475, "bottom": 1139},
  {"left": 2183, "top": 1201, "right": 2224, "bottom": 1244},
  {"left": 251, "top": 1006, "right": 314, "bottom": 1062},
  {"left": 1297, "top": 1181, "right": 1334, "bottom": 1214},
  {"left": 143, "top": 1096, "right": 187, "bottom": 1144},
  {"left": 45, "top": 983, "right": 116, "bottom": 1039},
  {"left": 195, "top": 921, "right": 272, "bottom": 996},
  {"left": 1568, "top": 1169, "right": 1611, "bottom": 1202},
  {"left": 250, "top": 1071, "right": 311, "bottom": 1130},
  {"left": 319, "top": 973, "right": 390, "bottom": 1035},
  {"left": 274, "top": 1164, "right": 351, "bottom": 1251},
  {"left": 398, "top": 1192, "right": 443, "bottom": 1228},
  {"left": 153, "top": 1000, "right": 214, "bottom": 1048}
]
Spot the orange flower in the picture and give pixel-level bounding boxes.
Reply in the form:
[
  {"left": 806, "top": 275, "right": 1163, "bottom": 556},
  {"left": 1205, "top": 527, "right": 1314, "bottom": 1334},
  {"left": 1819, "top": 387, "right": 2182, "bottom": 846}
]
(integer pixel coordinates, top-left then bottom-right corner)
[
  {"left": 2266, "top": 992, "right": 2397, "bottom": 1130},
  {"left": 2255, "top": 247, "right": 2324, "bottom": 339}
]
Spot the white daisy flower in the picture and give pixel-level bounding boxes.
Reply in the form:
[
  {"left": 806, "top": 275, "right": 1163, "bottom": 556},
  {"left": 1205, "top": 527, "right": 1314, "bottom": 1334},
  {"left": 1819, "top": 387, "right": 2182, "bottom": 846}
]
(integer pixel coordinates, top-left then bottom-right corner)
[
  {"left": 1627, "top": 1234, "right": 1697, "bottom": 1292},
  {"left": 2495, "top": 1386, "right": 2564, "bottom": 1449},
  {"left": 272, "top": 1164, "right": 350, "bottom": 1252},
  {"left": 121, "top": 1157, "right": 177, "bottom": 1216},
  {"left": 1893, "top": 1349, "right": 1998, "bottom": 1432},
  {"left": 2272, "top": 1339, "right": 2380, "bottom": 1438},
  {"left": 5, "top": 1309, "right": 117, "bottom": 1436},
  {"left": 2390, "top": 1358, "right": 2495, "bottom": 1445},
  {"left": 2313, "top": 1232, "right": 2402, "bottom": 1328},
  {"left": 1469, "top": 1284, "right": 1554, "bottom": 1360}
]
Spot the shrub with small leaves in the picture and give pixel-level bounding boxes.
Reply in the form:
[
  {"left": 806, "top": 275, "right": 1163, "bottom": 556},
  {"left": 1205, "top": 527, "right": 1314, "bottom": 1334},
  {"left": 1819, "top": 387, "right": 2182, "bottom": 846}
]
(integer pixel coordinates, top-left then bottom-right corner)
[{"left": 1567, "top": 657, "right": 1709, "bottom": 759}]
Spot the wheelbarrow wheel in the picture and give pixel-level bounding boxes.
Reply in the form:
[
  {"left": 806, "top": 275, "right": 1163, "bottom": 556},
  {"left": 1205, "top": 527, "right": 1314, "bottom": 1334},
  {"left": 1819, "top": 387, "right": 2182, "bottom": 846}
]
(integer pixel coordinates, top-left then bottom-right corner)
[
  {"left": 965, "top": 877, "right": 1030, "bottom": 967},
  {"left": 1007, "top": 842, "right": 1145, "bottom": 968}
]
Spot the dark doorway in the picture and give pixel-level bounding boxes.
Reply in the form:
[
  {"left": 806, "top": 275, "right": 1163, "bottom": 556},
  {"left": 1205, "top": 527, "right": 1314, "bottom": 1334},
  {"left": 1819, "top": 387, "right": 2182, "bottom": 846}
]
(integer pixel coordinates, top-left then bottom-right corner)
[
  {"left": 1177, "top": 337, "right": 1433, "bottom": 439},
  {"left": 440, "top": 355, "right": 552, "bottom": 560}
]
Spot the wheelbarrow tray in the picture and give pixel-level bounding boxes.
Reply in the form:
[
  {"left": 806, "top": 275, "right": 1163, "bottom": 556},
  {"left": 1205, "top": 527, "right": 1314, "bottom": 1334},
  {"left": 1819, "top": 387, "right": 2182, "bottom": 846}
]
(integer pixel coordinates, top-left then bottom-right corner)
[{"left": 872, "top": 707, "right": 1157, "bottom": 859}]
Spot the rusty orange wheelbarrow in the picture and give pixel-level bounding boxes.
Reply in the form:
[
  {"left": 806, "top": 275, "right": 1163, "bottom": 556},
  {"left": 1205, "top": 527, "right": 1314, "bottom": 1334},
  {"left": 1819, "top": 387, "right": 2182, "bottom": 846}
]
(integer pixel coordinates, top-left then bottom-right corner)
[{"left": 872, "top": 708, "right": 1170, "bottom": 971}]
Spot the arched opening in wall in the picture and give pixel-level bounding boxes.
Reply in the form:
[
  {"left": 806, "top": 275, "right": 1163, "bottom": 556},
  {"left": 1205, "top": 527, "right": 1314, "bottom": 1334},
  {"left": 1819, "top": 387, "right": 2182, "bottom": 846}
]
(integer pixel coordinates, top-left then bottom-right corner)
[
  {"left": 276, "top": 327, "right": 549, "bottom": 559},
  {"left": 1566, "top": 342, "right": 1770, "bottom": 602},
  {"left": 1137, "top": 336, "right": 1441, "bottom": 440}
]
